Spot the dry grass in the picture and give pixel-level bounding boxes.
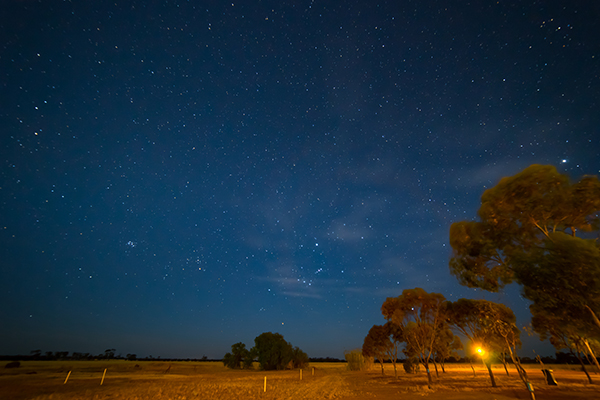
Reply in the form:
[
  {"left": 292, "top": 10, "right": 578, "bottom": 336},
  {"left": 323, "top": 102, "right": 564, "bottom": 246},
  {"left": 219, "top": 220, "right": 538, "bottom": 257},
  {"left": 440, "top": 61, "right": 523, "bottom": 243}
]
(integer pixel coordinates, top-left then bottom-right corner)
[
  {"left": 1, "top": 361, "right": 599, "bottom": 400},
  {"left": 0, "top": 361, "right": 351, "bottom": 400}
]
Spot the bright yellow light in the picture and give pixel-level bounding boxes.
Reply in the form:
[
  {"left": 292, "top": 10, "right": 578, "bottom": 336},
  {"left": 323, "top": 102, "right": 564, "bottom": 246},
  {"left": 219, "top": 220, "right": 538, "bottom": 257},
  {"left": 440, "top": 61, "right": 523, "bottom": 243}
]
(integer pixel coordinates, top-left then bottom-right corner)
[{"left": 476, "top": 347, "right": 485, "bottom": 356}]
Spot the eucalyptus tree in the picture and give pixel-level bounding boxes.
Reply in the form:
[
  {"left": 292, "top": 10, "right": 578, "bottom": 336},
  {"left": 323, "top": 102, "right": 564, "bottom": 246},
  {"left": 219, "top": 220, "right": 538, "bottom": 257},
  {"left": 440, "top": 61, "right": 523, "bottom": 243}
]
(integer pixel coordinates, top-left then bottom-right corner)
[
  {"left": 362, "top": 323, "right": 403, "bottom": 378},
  {"left": 381, "top": 288, "right": 447, "bottom": 388},
  {"left": 362, "top": 324, "right": 390, "bottom": 375}
]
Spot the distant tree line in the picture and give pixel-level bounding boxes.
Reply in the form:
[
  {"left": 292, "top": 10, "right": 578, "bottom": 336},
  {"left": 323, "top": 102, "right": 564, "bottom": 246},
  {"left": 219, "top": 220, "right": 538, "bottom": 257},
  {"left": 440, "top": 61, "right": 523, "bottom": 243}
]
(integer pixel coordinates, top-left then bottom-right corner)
[
  {"left": 0, "top": 349, "right": 580, "bottom": 365},
  {"left": 0, "top": 350, "right": 212, "bottom": 362},
  {"left": 23, "top": 349, "right": 126, "bottom": 361},
  {"left": 223, "top": 332, "right": 309, "bottom": 370},
  {"left": 309, "top": 356, "right": 345, "bottom": 362}
]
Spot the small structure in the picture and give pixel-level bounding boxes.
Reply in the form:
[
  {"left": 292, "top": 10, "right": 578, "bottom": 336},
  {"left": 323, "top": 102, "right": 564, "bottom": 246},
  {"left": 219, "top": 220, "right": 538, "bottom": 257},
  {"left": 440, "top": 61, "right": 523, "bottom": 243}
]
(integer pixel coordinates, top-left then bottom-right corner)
[{"left": 542, "top": 369, "right": 558, "bottom": 386}]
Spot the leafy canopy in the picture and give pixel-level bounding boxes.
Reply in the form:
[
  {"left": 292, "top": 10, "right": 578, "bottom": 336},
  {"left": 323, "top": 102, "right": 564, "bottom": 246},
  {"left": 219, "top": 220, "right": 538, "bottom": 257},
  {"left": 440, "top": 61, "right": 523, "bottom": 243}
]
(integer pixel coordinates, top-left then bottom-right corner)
[{"left": 449, "top": 164, "right": 600, "bottom": 292}]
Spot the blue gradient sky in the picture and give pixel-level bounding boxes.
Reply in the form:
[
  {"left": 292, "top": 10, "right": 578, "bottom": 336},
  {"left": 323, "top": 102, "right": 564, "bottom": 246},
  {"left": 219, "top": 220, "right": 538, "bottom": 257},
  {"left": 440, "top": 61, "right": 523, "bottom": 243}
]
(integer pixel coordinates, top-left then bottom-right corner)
[{"left": 1, "top": 0, "right": 599, "bottom": 359}]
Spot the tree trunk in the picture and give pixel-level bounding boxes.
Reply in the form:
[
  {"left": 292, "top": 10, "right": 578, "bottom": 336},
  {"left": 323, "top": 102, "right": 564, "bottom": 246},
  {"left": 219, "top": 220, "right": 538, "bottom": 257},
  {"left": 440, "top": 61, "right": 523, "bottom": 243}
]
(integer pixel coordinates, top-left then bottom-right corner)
[
  {"left": 573, "top": 350, "right": 593, "bottom": 384},
  {"left": 432, "top": 359, "right": 439, "bottom": 378},
  {"left": 441, "top": 361, "right": 446, "bottom": 373},
  {"left": 583, "top": 339, "right": 600, "bottom": 373},
  {"left": 535, "top": 354, "right": 545, "bottom": 369},
  {"left": 469, "top": 358, "right": 476, "bottom": 377},
  {"left": 585, "top": 305, "right": 600, "bottom": 333},
  {"left": 424, "top": 360, "right": 433, "bottom": 388},
  {"left": 485, "top": 361, "right": 497, "bottom": 388},
  {"left": 505, "top": 340, "right": 535, "bottom": 400},
  {"left": 379, "top": 360, "right": 385, "bottom": 375},
  {"left": 501, "top": 356, "right": 510, "bottom": 376},
  {"left": 583, "top": 351, "right": 593, "bottom": 369}
]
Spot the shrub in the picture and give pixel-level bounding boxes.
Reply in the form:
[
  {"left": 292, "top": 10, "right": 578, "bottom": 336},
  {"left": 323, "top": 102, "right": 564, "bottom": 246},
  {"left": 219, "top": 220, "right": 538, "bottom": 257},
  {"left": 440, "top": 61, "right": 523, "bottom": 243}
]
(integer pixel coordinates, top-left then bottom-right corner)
[
  {"left": 5, "top": 361, "right": 20, "bottom": 368},
  {"left": 345, "top": 349, "right": 368, "bottom": 371},
  {"left": 403, "top": 358, "right": 420, "bottom": 374},
  {"left": 292, "top": 346, "right": 309, "bottom": 369}
]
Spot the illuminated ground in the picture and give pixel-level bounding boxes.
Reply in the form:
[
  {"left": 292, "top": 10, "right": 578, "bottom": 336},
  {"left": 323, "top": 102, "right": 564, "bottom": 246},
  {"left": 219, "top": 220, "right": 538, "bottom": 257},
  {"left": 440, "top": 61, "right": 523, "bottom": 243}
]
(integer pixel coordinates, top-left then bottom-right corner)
[{"left": 1, "top": 361, "right": 598, "bottom": 399}]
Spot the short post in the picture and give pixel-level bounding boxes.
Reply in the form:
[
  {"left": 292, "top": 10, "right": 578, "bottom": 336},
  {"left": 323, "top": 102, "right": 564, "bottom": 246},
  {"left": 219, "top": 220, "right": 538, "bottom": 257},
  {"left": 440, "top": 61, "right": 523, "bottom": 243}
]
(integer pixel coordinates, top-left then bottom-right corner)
[
  {"left": 101, "top": 368, "right": 107, "bottom": 385},
  {"left": 264, "top": 376, "right": 267, "bottom": 392},
  {"left": 526, "top": 381, "right": 536, "bottom": 400},
  {"left": 312, "top": 366, "right": 315, "bottom": 376},
  {"left": 300, "top": 369, "right": 302, "bottom": 380},
  {"left": 64, "top": 371, "right": 71, "bottom": 384}
]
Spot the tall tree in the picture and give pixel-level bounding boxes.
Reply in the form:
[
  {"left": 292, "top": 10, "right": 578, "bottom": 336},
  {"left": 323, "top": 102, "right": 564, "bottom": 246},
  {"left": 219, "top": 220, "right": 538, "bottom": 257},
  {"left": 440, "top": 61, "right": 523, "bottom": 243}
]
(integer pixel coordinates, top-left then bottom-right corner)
[
  {"left": 449, "top": 165, "right": 600, "bottom": 329},
  {"left": 381, "top": 288, "right": 446, "bottom": 388},
  {"left": 362, "top": 323, "right": 403, "bottom": 377}
]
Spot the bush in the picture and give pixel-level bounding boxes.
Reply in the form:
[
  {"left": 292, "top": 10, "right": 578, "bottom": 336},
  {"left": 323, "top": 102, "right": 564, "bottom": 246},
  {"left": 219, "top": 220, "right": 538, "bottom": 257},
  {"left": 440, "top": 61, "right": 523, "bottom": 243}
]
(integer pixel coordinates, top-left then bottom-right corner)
[
  {"left": 292, "top": 346, "right": 309, "bottom": 369},
  {"left": 5, "top": 361, "right": 20, "bottom": 368},
  {"left": 403, "top": 358, "right": 420, "bottom": 374},
  {"left": 345, "top": 349, "right": 368, "bottom": 371}
]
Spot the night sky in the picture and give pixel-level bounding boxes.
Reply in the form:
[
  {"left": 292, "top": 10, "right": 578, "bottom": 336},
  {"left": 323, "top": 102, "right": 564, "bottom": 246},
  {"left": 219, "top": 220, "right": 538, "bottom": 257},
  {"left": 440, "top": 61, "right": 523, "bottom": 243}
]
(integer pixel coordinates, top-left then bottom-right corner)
[{"left": 1, "top": 1, "right": 599, "bottom": 360}]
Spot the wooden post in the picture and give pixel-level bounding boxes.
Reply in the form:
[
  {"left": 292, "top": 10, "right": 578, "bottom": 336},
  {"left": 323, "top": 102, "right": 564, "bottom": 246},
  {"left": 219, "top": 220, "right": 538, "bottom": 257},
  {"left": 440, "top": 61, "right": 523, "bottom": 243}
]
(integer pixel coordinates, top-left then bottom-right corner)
[
  {"left": 300, "top": 369, "right": 302, "bottom": 380},
  {"left": 101, "top": 368, "right": 107, "bottom": 385},
  {"left": 312, "top": 366, "right": 315, "bottom": 376},
  {"left": 64, "top": 371, "right": 71, "bottom": 384},
  {"left": 264, "top": 376, "right": 267, "bottom": 392}
]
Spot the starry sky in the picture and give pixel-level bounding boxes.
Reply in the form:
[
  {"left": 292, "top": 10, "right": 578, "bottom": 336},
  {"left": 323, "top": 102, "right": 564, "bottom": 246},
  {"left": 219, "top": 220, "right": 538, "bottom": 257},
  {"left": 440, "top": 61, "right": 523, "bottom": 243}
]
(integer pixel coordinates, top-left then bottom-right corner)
[{"left": 1, "top": 1, "right": 599, "bottom": 359}]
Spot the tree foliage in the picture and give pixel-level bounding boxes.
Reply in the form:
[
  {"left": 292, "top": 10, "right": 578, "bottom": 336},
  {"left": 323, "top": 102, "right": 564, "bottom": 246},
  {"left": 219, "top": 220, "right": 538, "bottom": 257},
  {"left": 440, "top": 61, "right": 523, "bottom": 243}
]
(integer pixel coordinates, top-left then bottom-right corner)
[
  {"left": 432, "top": 324, "right": 462, "bottom": 373},
  {"left": 253, "top": 332, "right": 308, "bottom": 370},
  {"left": 450, "top": 164, "right": 600, "bottom": 290},
  {"left": 291, "top": 346, "right": 309, "bottom": 369},
  {"left": 516, "top": 232, "right": 600, "bottom": 327},
  {"left": 223, "top": 342, "right": 251, "bottom": 369},
  {"left": 449, "top": 165, "right": 600, "bottom": 332}
]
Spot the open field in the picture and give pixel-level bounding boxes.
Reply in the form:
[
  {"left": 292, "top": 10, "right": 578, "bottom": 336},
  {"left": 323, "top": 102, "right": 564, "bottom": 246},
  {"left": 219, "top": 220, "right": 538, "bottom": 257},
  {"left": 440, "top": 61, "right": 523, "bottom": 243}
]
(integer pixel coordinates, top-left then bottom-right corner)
[{"left": 1, "top": 361, "right": 600, "bottom": 399}]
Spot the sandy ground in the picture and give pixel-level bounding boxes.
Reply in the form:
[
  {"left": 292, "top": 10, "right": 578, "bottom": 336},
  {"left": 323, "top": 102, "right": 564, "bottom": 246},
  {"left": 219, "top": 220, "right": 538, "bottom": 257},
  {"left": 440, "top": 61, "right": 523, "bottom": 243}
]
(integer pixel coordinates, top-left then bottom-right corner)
[{"left": 1, "top": 361, "right": 599, "bottom": 399}]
